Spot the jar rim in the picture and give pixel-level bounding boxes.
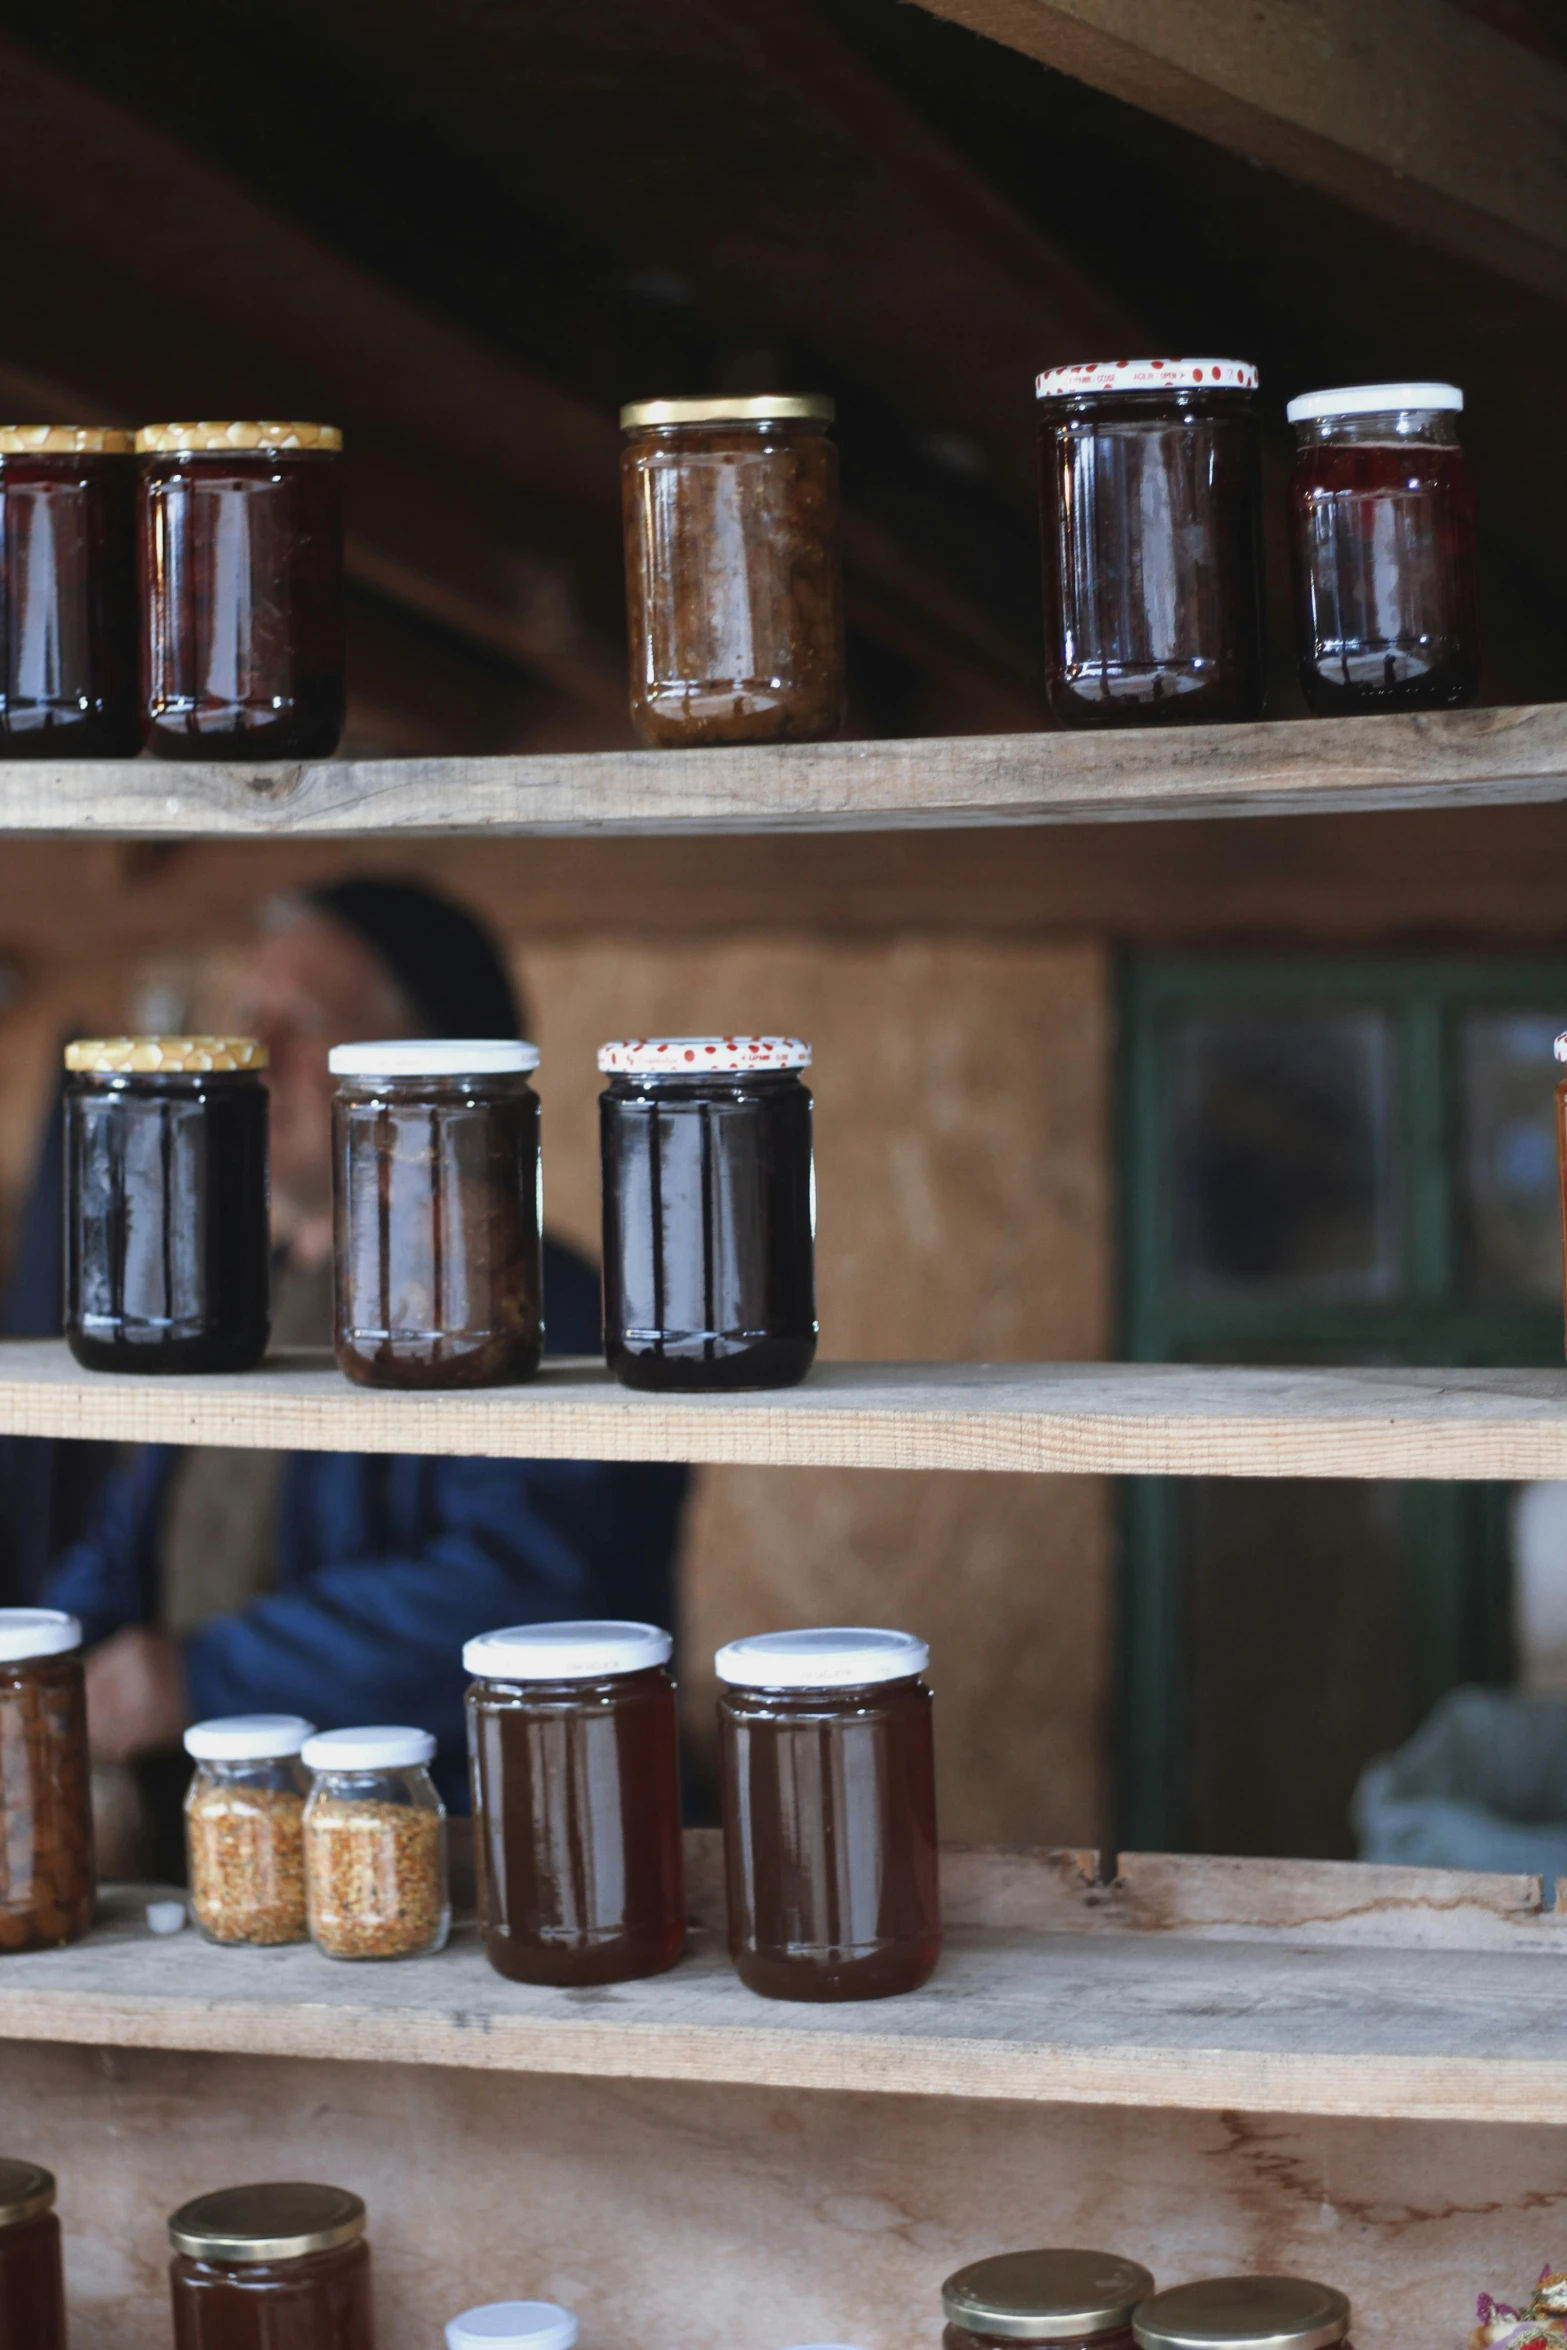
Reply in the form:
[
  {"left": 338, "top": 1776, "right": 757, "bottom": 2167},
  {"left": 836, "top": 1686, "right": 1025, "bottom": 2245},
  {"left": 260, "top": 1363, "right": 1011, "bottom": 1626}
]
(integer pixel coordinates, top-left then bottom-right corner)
[
  {"left": 465, "top": 1620, "right": 672, "bottom": 1681},
  {"left": 65, "top": 1036, "right": 267, "bottom": 1075},
  {"left": 716, "top": 1626, "right": 928, "bottom": 1689},
  {"left": 942, "top": 2250, "right": 1155, "bottom": 2340},
  {"left": 1286, "top": 380, "right": 1462, "bottom": 424},
  {"left": 620, "top": 394, "right": 833, "bottom": 429},
  {"left": 1036, "top": 359, "right": 1257, "bottom": 399},
  {"left": 0, "top": 426, "right": 132, "bottom": 455},
  {"left": 169, "top": 2182, "right": 365, "bottom": 2263},
  {"left": 598, "top": 1036, "right": 810, "bottom": 1075},
  {"left": 136, "top": 422, "right": 342, "bottom": 454},
  {"left": 329, "top": 1039, "right": 539, "bottom": 1078},
  {"left": 446, "top": 2302, "right": 580, "bottom": 2350},
  {"left": 0, "top": 1608, "right": 81, "bottom": 1662},
  {"left": 0, "top": 2161, "right": 55, "bottom": 2228},
  {"left": 185, "top": 1714, "right": 315, "bottom": 1761},
  {"left": 302, "top": 1725, "right": 435, "bottom": 1771},
  {"left": 1133, "top": 2279, "right": 1349, "bottom": 2350}
]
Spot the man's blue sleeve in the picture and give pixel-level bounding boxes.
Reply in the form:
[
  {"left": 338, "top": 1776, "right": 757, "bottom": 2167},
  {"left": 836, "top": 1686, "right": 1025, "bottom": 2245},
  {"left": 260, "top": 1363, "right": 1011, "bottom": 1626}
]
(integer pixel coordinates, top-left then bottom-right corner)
[{"left": 40, "top": 1448, "right": 174, "bottom": 1646}]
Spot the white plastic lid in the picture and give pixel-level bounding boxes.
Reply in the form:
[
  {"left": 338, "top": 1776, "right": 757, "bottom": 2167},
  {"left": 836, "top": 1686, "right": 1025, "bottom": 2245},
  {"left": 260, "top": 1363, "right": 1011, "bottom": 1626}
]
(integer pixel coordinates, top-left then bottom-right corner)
[
  {"left": 1286, "top": 381, "right": 1463, "bottom": 424},
  {"left": 1555, "top": 1030, "right": 1567, "bottom": 1063},
  {"left": 1036, "top": 359, "right": 1257, "bottom": 398},
  {"left": 598, "top": 1036, "right": 810, "bottom": 1074},
  {"left": 446, "top": 2305, "right": 579, "bottom": 2350},
  {"left": 0, "top": 1608, "right": 81, "bottom": 1662},
  {"left": 302, "top": 1726, "right": 436, "bottom": 1770},
  {"left": 328, "top": 1039, "right": 540, "bottom": 1077},
  {"left": 714, "top": 1627, "right": 930, "bottom": 1689},
  {"left": 184, "top": 1713, "right": 315, "bottom": 1761},
  {"left": 465, "top": 1620, "right": 673, "bottom": 1680}
]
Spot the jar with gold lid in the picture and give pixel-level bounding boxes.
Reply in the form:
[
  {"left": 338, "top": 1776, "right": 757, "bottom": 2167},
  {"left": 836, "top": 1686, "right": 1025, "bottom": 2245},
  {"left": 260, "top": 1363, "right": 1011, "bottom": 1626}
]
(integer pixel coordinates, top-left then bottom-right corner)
[
  {"left": 137, "top": 421, "right": 344, "bottom": 759},
  {"left": 64, "top": 1036, "right": 270, "bottom": 1374},
  {"left": 169, "top": 2181, "right": 375, "bottom": 2350},
  {"left": 0, "top": 424, "right": 138, "bottom": 754},
  {"left": 944, "top": 2251, "right": 1155, "bottom": 2350},
  {"left": 0, "top": 1610, "right": 94, "bottom": 1955},
  {"left": 0, "top": 2159, "right": 66, "bottom": 2350},
  {"left": 1134, "top": 2278, "right": 1351, "bottom": 2350}
]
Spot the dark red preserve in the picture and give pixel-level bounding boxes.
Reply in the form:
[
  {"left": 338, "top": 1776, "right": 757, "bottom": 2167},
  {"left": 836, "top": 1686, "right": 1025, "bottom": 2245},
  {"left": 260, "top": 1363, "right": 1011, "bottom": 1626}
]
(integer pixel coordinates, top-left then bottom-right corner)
[
  {"left": 0, "top": 2160, "right": 66, "bottom": 2350},
  {"left": 0, "top": 426, "right": 138, "bottom": 754},
  {"left": 1036, "top": 359, "right": 1264, "bottom": 728},
  {"left": 169, "top": 2181, "right": 374, "bottom": 2350},
  {"left": 942, "top": 2249, "right": 1154, "bottom": 2350}
]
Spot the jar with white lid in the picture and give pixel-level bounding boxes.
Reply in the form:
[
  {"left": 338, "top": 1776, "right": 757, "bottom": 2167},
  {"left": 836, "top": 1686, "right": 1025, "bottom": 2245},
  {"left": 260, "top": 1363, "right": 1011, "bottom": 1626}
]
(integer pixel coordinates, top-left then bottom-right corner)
[
  {"left": 303, "top": 1726, "right": 449, "bottom": 1961},
  {"left": 447, "top": 2300, "right": 579, "bottom": 2349},
  {"left": 598, "top": 1036, "right": 816, "bottom": 1391},
  {"left": 330, "top": 1039, "right": 543, "bottom": 1390},
  {"left": 184, "top": 1713, "right": 314, "bottom": 1947},
  {"left": 465, "top": 1620, "right": 685, "bottom": 1986},
  {"left": 1286, "top": 381, "right": 1479, "bottom": 714},
  {"left": 716, "top": 1626, "right": 940, "bottom": 2002},
  {"left": 1133, "top": 2278, "right": 1351, "bottom": 2350},
  {"left": 0, "top": 1609, "right": 93, "bottom": 1954},
  {"left": 169, "top": 2181, "right": 373, "bottom": 2349}
]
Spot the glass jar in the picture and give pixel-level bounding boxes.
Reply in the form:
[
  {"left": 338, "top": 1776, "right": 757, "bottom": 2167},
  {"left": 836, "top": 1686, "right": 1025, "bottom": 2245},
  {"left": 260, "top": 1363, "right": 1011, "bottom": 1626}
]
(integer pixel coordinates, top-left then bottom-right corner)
[
  {"left": 0, "top": 2160, "right": 65, "bottom": 2350},
  {"left": 330, "top": 1041, "right": 542, "bottom": 1391},
  {"left": 184, "top": 1714, "right": 314, "bottom": 1948},
  {"left": 0, "top": 1609, "right": 94, "bottom": 1954},
  {"left": 169, "top": 2181, "right": 374, "bottom": 2350},
  {"left": 598, "top": 1037, "right": 816, "bottom": 1392},
  {"left": 943, "top": 2251, "right": 1155, "bottom": 2350},
  {"left": 465, "top": 1620, "right": 685, "bottom": 1986},
  {"left": 137, "top": 421, "right": 344, "bottom": 760},
  {"left": 446, "top": 2301, "right": 578, "bottom": 2350},
  {"left": 1134, "top": 2279, "right": 1351, "bottom": 2350},
  {"left": 716, "top": 1627, "right": 939, "bottom": 2002},
  {"left": 1287, "top": 381, "right": 1480, "bottom": 715},
  {"left": 0, "top": 425, "right": 138, "bottom": 755},
  {"left": 620, "top": 395, "right": 844, "bottom": 747},
  {"left": 1036, "top": 359, "right": 1265, "bottom": 728},
  {"left": 303, "top": 1727, "right": 450, "bottom": 1961},
  {"left": 64, "top": 1035, "right": 271, "bottom": 1375}
]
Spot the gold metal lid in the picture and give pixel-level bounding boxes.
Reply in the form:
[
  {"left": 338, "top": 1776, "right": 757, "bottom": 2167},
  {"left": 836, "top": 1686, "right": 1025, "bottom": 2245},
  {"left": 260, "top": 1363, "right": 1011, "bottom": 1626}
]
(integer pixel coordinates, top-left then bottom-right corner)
[
  {"left": 944, "top": 2252, "right": 1154, "bottom": 2341},
  {"left": 65, "top": 1036, "right": 268, "bottom": 1075},
  {"left": 135, "top": 422, "right": 342, "bottom": 455},
  {"left": 1133, "top": 2280, "right": 1350, "bottom": 2350},
  {"left": 0, "top": 427, "right": 133, "bottom": 456},
  {"left": 0, "top": 2161, "right": 55, "bottom": 2228},
  {"left": 619, "top": 394, "right": 834, "bottom": 430},
  {"left": 169, "top": 2182, "right": 366, "bottom": 2263}
]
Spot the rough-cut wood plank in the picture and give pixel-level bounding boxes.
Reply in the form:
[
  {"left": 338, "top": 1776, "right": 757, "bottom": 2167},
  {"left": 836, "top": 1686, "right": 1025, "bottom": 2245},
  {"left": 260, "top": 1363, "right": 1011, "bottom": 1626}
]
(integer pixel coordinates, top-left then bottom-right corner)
[{"left": 7, "top": 1343, "right": 1567, "bottom": 1480}]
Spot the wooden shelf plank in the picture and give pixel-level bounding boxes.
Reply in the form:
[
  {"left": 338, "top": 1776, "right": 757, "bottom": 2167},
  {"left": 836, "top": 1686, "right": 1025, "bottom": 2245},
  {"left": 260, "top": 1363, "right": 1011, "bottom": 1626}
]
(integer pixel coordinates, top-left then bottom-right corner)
[
  {"left": 6, "top": 1341, "right": 1567, "bottom": 1478},
  {"left": 6, "top": 704, "right": 1567, "bottom": 837}
]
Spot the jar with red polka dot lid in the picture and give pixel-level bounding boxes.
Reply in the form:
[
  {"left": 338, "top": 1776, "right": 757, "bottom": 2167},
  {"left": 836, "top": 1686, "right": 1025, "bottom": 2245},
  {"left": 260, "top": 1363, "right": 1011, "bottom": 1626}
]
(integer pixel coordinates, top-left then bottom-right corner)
[
  {"left": 597, "top": 1037, "right": 816, "bottom": 1391},
  {"left": 1035, "top": 359, "right": 1265, "bottom": 728}
]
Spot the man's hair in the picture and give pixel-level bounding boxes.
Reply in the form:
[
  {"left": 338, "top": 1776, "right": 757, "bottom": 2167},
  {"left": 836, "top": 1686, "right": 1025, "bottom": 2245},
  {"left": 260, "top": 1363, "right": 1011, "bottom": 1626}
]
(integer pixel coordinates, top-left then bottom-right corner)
[{"left": 298, "top": 877, "right": 529, "bottom": 1041}]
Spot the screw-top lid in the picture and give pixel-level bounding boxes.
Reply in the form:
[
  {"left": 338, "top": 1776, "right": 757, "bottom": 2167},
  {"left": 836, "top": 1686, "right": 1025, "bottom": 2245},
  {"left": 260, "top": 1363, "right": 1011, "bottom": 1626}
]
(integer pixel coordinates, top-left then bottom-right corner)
[
  {"left": 620, "top": 394, "right": 833, "bottom": 429},
  {"left": 0, "top": 2161, "right": 55, "bottom": 2229},
  {"left": 1555, "top": 1030, "right": 1567, "bottom": 1063},
  {"left": 65, "top": 1036, "right": 267, "bottom": 1075},
  {"left": 302, "top": 1726, "right": 436, "bottom": 1771},
  {"left": 715, "top": 1627, "right": 929, "bottom": 1689},
  {"left": 446, "top": 2304, "right": 580, "bottom": 2350},
  {"left": 1037, "top": 360, "right": 1257, "bottom": 398},
  {"left": 1134, "top": 2280, "right": 1350, "bottom": 2350},
  {"left": 184, "top": 1714, "right": 315, "bottom": 1762},
  {"left": 464, "top": 1621, "right": 673, "bottom": 1680},
  {"left": 598, "top": 1036, "right": 811, "bottom": 1074},
  {"left": 1286, "top": 381, "right": 1463, "bottom": 424},
  {"left": 0, "top": 1609, "right": 81, "bottom": 1662},
  {"left": 328, "top": 1039, "right": 540, "bottom": 1078},
  {"left": 944, "top": 2252, "right": 1155, "bottom": 2342},
  {"left": 136, "top": 422, "right": 342, "bottom": 454},
  {"left": 0, "top": 426, "right": 133, "bottom": 455},
  {"left": 169, "top": 2182, "right": 367, "bottom": 2263}
]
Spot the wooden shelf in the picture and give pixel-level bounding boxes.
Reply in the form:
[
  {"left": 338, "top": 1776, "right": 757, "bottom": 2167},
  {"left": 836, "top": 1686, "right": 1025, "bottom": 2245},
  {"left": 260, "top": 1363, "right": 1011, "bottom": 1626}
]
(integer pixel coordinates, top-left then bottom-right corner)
[{"left": 5, "top": 703, "right": 1567, "bottom": 837}]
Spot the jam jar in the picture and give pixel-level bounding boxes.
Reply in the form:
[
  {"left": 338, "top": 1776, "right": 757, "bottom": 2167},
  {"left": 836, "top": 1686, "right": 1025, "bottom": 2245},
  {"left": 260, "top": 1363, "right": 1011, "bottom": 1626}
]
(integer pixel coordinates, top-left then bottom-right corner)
[
  {"left": 0, "top": 1609, "right": 94, "bottom": 1954},
  {"left": 0, "top": 425, "right": 138, "bottom": 754},
  {"left": 303, "top": 1727, "right": 450, "bottom": 1962},
  {"left": 943, "top": 2252, "right": 1155, "bottom": 2350},
  {"left": 64, "top": 1036, "right": 271, "bottom": 1374},
  {"left": 184, "top": 1715, "right": 314, "bottom": 1948},
  {"left": 1036, "top": 359, "right": 1264, "bottom": 727},
  {"left": 0, "top": 2160, "right": 66, "bottom": 2350},
  {"left": 465, "top": 1620, "right": 685, "bottom": 1987},
  {"left": 137, "top": 421, "right": 344, "bottom": 759},
  {"left": 1287, "top": 381, "right": 1479, "bottom": 714},
  {"left": 331, "top": 1041, "right": 542, "bottom": 1391},
  {"left": 716, "top": 1627, "right": 939, "bottom": 2002},
  {"left": 446, "top": 2302, "right": 579, "bottom": 2350},
  {"left": 621, "top": 395, "right": 844, "bottom": 746},
  {"left": 598, "top": 1037, "right": 816, "bottom": 1392},
  {"left": 170, "top": 2182, "right": 375, "bottom": 2350},
  {"left": 1134, "top": 2279, "right": 1351, "bottom": 2350}
]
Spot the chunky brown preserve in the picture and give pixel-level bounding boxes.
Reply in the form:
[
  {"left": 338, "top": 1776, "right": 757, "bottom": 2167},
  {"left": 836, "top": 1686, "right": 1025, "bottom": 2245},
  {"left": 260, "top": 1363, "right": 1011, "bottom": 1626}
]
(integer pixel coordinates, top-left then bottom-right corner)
[
  {"left": 717, "top": 1627, "right": 939, "bottom": 2002},
  {"left": 1134, "top": 2278, "right": 1351, "bottom": 2350},
  {"left": 0, "top": 1611, "right": 94, "bottom": 1954},
  {"left": 621, "top": 396, "right": 844, "bottom": 746},
  {"left": 466, "top": 1621, "right": 686, "bottom": 1986},
  {"left": 0, "top": 2161, "right": 66, "bottom": 2350},
  {"left": 303, "top": 1727, "right": 450, "bottom": 1961},
  {"left": 942, "top": 2249, "right": 1155, "bottom": 2350},
  {"left": 0, "top": 426, "right": 138, "bottom": 754},
  {"left": 169, "top": 2182, "right": 375, "bottom": 2350}
]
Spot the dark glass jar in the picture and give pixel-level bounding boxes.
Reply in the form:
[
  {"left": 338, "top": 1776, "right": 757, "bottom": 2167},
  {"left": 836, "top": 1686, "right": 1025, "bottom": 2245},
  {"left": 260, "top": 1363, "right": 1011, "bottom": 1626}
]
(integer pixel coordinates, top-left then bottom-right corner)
[
  {"left": 64, "top": 1036, "right": 270, "bottom": 1375},
  {"left": 0, "top": 1611, "right": 95, "bottom": 1956},
  {"left": 0, "top": 425, "right": 138, "bottom": 754},
  {"left": 0, "top": 2160, "right": 66, "bottom": 2350},
  {"left": 169, "top": 2182, "right": 375, "bottom": 2350},
  {"left": 716, "top": 1627, "right": 939, "bottom": 2002},
  {"left": 621, "top": 396, "right": 844, "bottom": 746},
  {"left": 137, "top": 422, "right": 344, "bottom": 760},
  {"left": 465, "top": 1620, "right": 685, "bottom": 1986},
  {"left": 1134, "top": 2278, "right": 1351, "bottom": 2350},
  {"left": 1287, "top": 382, "right": 1479, "bottom": 715},
  {"left": 1036, "top": 359, "right": 1264, "bottom": 728},
  {"left": 330, "top": 1042, "right": 542, "bottom": 1391},
  {"left": 943, "top": 2250, "right": 1155, "bottom": 2350},
  {"left": 598, "top": 1037, "right": 816, "bottom": 1392}
]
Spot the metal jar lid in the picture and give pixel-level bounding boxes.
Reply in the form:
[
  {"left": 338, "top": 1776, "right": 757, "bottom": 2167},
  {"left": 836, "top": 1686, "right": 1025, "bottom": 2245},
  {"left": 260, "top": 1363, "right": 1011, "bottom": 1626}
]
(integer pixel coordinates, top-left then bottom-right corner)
[
  {"left": 65, "top": 1036, "right": 268, "bottom": 1076},
  {"left": 619, "top": 394, "right": 834, "bottom": 429},
  {"left": 943, "top": 2251, "right": 1155, "bottom": 2340},
  {"left": 169, "top": 2182, "right": 367, "bottom": 2263},
  {"left": 0, "top": 427, "right": 133, "bottom": 455},
  {"left": 0, "top": 2161, "right": 55, "bottom": 2228},
  {"left": 1133, "top": 2279, "right": 1350, "bottom": 2350},
  {"left": 136, "top": 422, "right": 342, "bottom": 454}
]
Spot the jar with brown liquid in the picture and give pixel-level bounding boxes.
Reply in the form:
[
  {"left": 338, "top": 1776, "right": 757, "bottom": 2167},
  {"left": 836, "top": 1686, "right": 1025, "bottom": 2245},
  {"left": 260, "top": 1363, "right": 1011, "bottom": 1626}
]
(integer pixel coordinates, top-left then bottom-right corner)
[
  {"left": 943, "top": 2251, "right": 1155, "bottom": 2350},
  {"left": 466, "top": 1620, "right": 685, "bottom": 1986},
  {"left": 716, "top": 1627, "right": 939, "bottom": 2002},
  {"left": 0, "top": 1610, "right": 94, "bottom": 1955},
  {"left": 169, "top": 2181, "right": 375, "bottom": 2350},
  {"left": 0, "top": 425, "right": 138, "bottom": 754},
  {"left": 621, "top": 396, "right": 844, "bottom": 746},
  {"left": 0, "top": 2160, "right": 66, "bottom": 2350},
  {"left": 1134, "top": 2279, "right": 1352, "bottom": 2350}
]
